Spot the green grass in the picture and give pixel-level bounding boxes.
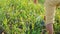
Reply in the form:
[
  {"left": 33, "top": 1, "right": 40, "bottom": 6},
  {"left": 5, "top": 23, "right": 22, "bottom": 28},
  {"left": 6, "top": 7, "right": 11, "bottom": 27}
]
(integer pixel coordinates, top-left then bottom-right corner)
[{"left": 0, "top": 0, "right": 60, "bottom": 34}]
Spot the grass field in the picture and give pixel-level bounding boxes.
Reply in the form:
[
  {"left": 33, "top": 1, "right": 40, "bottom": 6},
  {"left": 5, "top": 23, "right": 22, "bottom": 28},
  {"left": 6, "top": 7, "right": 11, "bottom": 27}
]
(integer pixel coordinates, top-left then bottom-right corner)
[{"left": 0, "top": 0, "right": 60, "bottom": 34}]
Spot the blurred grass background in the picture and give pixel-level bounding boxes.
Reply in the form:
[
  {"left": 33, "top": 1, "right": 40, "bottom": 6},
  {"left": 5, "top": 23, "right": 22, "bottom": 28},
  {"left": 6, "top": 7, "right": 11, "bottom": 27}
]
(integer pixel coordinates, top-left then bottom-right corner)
[{"left": 0, "top": 0, "right": 60, "bottom": 34}]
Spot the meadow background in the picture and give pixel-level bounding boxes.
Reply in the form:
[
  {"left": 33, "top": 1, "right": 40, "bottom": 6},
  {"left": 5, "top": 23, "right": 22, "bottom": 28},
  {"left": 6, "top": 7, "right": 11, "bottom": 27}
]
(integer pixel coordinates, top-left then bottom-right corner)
[{"left": 0, "top": 0, "right": 60, "bottom": 34}]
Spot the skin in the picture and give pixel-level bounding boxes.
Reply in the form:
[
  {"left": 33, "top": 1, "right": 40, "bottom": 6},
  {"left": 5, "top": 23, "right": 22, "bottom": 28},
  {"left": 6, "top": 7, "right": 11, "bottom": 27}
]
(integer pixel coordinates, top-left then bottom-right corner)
[
  {"left": 34, "top": 0, "right": 38, "bottom": 4},
  {"left": 44, "top": 0, "right": 60, "bottom": 34},
  {"left": 34, "top": 0, "right": 37, "bottom": 3}
]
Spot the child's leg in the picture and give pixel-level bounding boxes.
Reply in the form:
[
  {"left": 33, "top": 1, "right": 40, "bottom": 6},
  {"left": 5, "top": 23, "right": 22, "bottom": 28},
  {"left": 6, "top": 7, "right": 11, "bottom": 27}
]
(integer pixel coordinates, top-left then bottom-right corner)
[
  {"left": 44, "top": 3, "right": 56, "bottom": 34},
  {"left": 45, "top": 6, "right": 56, "bottom": 25},
  {"left": 46, "top": 23, "right": 53, "bottom": 34}
]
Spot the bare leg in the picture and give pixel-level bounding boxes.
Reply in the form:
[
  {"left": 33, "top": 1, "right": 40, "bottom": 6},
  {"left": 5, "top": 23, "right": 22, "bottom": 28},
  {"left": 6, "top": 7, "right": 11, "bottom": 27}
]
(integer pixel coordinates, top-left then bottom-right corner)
[{"left": 46, "top": 23, "right": 53, "bottom": 34}]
